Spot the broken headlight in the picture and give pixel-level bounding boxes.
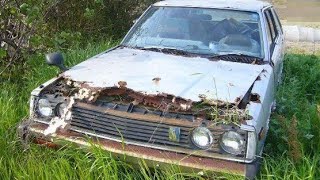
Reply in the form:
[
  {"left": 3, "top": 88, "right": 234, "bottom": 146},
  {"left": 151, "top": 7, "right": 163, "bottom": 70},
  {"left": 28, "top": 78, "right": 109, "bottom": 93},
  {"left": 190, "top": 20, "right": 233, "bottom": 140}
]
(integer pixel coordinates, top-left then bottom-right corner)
[
  {"left": 220, "top": 131, "right": 245, "bottom": 155},
  {"left": 191, "top": 127, "right": 214, "bottom": 149},
  {"left": 37, "top": 99, "right": 53, "bottom": 117},
  {"left": 54, "top": 102, "right": 68, "bottom": 117}
]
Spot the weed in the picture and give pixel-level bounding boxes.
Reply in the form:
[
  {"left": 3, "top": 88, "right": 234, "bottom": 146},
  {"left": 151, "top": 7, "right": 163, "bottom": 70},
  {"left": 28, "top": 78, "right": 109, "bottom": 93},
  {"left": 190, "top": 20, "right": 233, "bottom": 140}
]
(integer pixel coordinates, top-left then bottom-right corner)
[{"left": 288, "top": 115, "right": 302, "bottom": 163}]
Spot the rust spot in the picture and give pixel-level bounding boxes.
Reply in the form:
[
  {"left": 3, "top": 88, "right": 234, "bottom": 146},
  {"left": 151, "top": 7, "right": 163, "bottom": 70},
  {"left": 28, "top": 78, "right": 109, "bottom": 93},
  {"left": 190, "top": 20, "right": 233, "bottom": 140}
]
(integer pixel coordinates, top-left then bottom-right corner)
[
  {"left": 100, "top": 87, "right": 194, "bottom": 112},
  {"left": 118, "top": 81, "right": 127, "bottom": 88},
  {"left": 34, "top": 139, "right": 59, "bottom": 149},
  {"left": 152, "top": 77, "right": 161, "bottom": 85},
  {"left": 234, "top": 96, "right": 241, "bottom": 103},
  {"left": 258, "top": 127, "right": 266, "bottom": 140},
  {"left": 198, "top": 94, "right": 207, "bottom": 100},
  {"left": 250, "top": 93, "right": 261, "bottom": 103},
  {"left": 256, "top": 76, "right": 262, "bottom": 81},
  {"left": 46, "top": 78, "right": 247, "bottom": 124}
]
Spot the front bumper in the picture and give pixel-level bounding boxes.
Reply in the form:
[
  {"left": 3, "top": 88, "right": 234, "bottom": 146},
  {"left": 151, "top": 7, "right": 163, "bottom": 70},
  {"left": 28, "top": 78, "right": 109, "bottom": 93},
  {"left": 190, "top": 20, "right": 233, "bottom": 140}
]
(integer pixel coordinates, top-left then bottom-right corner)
[{"left": 18, "top": 121, "right": 261, "bottom": 179}]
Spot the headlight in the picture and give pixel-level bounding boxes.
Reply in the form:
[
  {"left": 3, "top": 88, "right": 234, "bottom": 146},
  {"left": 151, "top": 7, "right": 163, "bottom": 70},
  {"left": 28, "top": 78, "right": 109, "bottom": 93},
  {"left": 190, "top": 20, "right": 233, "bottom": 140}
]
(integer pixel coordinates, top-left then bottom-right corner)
[
  {"left": 37, "top": 99, "right": 53, "bottom": 117},
  {"left": 191, "top": 127, "right": 214, "bottom": 149},
  {"left": 220, "top": 131, "right": 245, "bottom": 155},
  {"left": 55, "top": 102, "right": 68, "bottom": 117}
]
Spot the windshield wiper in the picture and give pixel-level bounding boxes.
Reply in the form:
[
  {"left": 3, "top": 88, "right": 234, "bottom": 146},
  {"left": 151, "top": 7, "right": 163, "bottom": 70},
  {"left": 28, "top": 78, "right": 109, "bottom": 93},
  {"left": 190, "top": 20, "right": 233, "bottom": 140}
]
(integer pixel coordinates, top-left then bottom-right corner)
[
  {"left": 207, "top": 53, "right": 265, "bottom": 64},
  {"left": 132, "top": 46, "right": 198, "bottom": 57}
]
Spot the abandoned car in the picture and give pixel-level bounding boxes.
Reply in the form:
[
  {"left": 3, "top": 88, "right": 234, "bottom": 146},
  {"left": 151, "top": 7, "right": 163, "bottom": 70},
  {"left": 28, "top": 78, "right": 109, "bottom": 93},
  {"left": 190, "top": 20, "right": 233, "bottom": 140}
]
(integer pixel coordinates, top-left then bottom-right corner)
[{"left": 18, "top": 0, "right": 285, "bottom": 179}]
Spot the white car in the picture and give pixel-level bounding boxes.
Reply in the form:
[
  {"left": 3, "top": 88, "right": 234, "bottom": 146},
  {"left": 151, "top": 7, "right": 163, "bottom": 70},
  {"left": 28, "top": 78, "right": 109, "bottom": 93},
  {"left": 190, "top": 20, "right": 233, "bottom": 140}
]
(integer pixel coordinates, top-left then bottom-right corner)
[{"left": 19, "top": 0, "right": 285, "bottom": 179}]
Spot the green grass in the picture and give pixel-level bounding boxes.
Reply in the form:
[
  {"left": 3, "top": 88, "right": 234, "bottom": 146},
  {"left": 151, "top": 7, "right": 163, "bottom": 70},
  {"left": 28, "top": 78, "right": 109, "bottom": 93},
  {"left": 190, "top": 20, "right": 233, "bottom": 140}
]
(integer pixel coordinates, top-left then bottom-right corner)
[{"left": 0, "top": 42, "right": 319, "bottom": 179}]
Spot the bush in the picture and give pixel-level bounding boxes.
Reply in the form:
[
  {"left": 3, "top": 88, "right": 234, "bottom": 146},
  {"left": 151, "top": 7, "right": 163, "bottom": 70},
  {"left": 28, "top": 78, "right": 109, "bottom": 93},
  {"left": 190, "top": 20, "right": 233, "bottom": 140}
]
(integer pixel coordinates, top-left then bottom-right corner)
[{"left": 0, "top": 0, "right": 157, "bottom": 80}]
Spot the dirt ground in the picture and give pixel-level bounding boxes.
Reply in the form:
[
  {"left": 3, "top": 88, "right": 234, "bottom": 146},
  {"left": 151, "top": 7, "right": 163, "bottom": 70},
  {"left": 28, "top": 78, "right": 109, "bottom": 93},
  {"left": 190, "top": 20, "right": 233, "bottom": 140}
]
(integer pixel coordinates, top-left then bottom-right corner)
[{"left": 286, "top": 42, "right": 320, "bottom": 54}]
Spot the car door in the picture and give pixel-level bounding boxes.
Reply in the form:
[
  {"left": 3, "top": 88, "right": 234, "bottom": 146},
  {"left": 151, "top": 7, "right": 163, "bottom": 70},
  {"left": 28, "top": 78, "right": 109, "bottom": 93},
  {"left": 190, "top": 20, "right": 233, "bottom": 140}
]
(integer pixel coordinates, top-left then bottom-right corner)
[
  {"left": 253, "top": 8, "right": 285, "bottom": 154},
  {"left": 264, "top": 8, "right": 285, "bottom": 85}
]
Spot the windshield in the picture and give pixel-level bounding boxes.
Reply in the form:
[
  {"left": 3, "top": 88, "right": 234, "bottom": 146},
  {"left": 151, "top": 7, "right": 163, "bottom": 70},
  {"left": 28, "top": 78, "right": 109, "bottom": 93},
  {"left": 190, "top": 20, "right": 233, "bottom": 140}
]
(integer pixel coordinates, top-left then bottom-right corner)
[{"left": 122, "top": 7, "right": 264, "bottom": 58}]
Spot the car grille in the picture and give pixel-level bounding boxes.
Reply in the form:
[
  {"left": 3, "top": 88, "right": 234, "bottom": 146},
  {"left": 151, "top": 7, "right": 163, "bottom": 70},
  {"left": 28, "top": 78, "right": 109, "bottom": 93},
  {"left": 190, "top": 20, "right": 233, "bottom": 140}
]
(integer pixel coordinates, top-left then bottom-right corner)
[
  {"left": 70, "top": 102, "right": 194, "bottom": 148},
  {"left": 69, "top": 102, "right": 242, "bottom": 156}
]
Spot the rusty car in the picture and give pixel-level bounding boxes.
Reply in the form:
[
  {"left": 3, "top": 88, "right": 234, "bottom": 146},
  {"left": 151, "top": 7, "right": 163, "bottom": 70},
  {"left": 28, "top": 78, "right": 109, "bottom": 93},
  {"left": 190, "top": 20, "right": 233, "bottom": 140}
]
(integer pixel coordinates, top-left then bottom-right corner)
[{"left": 18, "top": 0, "right": 285, "bottom": 179}]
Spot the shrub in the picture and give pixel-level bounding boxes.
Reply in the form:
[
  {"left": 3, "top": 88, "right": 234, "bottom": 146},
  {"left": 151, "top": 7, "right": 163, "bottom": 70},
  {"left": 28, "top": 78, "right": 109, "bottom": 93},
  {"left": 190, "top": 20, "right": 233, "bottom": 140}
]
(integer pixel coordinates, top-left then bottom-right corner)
[{"left": 0, "top": 0, "right": 157, "bottom": 80}]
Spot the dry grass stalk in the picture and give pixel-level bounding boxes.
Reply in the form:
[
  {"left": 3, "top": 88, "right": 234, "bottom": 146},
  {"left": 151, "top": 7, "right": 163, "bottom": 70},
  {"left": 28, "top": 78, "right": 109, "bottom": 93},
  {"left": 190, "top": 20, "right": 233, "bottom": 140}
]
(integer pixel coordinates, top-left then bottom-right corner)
[{"left": 288, "top": 115, "right": 302, "bottom": 163}]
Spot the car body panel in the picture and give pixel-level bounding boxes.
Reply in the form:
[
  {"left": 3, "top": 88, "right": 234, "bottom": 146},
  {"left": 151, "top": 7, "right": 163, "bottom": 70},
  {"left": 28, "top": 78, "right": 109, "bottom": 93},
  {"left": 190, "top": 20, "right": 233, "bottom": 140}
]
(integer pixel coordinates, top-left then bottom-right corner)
[
  {"left": 21, "top": 122, "right": 249, "bottom": 176},
  {"left": 63, "top": 47, "right": 268, "bottom": 104},
  {"left": 154, "top": 0, "right": 270, "bottom": 12},
  {"left": 20, "top": 1, "right": 286, "bottom": 179}
]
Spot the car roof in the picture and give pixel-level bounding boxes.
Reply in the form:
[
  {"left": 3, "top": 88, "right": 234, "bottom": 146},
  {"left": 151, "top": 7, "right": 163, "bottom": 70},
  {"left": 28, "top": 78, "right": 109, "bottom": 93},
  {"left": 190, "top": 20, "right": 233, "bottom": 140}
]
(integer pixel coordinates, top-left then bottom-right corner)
[{"left": 154, "top": 0, "right": 272, "bottom": 12}]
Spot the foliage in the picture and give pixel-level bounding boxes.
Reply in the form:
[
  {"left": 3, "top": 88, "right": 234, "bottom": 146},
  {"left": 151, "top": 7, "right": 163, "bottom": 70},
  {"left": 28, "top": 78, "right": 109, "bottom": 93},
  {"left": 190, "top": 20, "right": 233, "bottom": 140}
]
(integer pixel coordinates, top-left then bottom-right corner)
[
  {"left": 265, "top": 54, "right": 320, "bottom": 157},
  {"left": 260, "top": 54, "right": 320, "bottom": 178},
  {"left": 0, "top": 0, "right": 156, "bottom": 80},
  {"left": 44, "top": 0, "right": 156, "bottom": 39},
  {"left": 0, "top": 0, "right": 48, "bottom": 81}
]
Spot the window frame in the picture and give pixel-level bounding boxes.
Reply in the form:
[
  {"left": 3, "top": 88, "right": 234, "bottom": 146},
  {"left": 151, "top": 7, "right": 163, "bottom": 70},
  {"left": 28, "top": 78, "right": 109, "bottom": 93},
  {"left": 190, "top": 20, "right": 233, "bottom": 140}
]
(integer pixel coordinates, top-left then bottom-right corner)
[
  {"left": 263, "top": 7, "right": 280, "bottom": 56},
  {"left": 271, "top": 8, "right": 283, "bottom": 34}
]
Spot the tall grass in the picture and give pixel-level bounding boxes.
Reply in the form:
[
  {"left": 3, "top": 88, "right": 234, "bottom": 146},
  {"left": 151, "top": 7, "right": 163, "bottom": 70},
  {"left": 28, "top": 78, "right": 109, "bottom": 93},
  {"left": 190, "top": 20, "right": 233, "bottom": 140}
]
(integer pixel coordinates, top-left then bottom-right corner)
[
  {"left": 0, "top": 42, "right": 319, "bottom": 179},
  {"left": 260, "top": 54, "right": 320, "bottom": 179}
]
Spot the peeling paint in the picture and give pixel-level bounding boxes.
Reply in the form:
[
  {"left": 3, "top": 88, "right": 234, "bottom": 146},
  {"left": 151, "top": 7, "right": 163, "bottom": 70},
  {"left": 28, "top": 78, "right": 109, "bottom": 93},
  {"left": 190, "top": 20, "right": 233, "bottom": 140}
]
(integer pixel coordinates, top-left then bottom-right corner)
[
  {"left": 118, "top": 81, "right": 128, "bottom": 88},
  {"left": 44, "top": 97, "right": 75, "bottom": 136},
  {"left": 44, "top": 117, "right": 68, "bottom": 136},
  {"left": 152, "top": 77, "right": 161, "bottom": 85},
  {"left": 63, "top": 48, "right": 268, "bottom": 104},
  {"left": 250, "top": 93, "right": 261, "bottom": 103}
]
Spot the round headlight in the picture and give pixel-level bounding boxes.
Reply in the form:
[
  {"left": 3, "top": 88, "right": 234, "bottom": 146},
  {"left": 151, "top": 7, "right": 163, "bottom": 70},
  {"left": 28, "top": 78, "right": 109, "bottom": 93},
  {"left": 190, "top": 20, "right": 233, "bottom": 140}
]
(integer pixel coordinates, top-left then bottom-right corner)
[
  {"left": 191, "top": 127, "right": 214, "bottom": 149},
  {"left": 55, "top": 102, "right": 68, "bottom": 117},
  {"left": 37, "top": 99, "right": 53, "bottom": 117},
  {"left": 220, "top": 131, "right": 245, "bottom": 155}
]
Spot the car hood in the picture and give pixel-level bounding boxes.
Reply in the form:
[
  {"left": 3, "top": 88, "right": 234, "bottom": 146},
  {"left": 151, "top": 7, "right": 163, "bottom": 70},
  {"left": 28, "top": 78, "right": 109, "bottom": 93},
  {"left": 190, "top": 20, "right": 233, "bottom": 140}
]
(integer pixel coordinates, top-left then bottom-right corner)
[{"left": 63, "top": 47, "right": 268, "bottom": 104}]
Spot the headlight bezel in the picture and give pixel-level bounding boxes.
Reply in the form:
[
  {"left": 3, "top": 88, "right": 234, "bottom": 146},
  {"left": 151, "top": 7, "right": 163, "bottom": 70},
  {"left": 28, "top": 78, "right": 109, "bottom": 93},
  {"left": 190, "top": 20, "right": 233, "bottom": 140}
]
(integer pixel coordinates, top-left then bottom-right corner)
[
  {"left": 220, "top": 131, "right": 246, "bottom": 155},
  {"left": 191, "top": 127, "right": 214, "bottom": 150},
  {"left": 35, "top": 95, "right": 68, "bottom": 119},
  {"left": 36, "top": 98, "right": 54, "bottom": 118},
  {"left": 54, "top": 102, "right": 68, "bottom": 117}
]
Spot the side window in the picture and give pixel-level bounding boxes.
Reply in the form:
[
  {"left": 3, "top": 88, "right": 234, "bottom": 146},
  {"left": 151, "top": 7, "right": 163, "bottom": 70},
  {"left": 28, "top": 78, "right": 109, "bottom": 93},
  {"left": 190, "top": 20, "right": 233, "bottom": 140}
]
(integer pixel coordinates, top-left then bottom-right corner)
[
  {"left": 264, "top": 8, "right": 279, "bottom": 54},
  {"left": 265, "top": 10, "right": 278, "bottom": 42},
  {"left": 271, "top": 8, "right": 283, "bottom": 34}
]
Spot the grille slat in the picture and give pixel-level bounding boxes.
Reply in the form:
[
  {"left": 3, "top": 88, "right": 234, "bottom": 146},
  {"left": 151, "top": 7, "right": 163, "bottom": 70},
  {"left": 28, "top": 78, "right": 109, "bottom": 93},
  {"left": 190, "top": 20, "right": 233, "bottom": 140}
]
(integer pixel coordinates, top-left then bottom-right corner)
[
  {"left": 72, "top": 112, "right": 190, "bottom": 136},
  {"left": 72, "top": 117, "right": 190, "bottom": 141},
  {"left": 71, "top": 119, "right": 189, "bottom": 143},
  {"left": 71, "top": 105, "right": 193, "bottom": 148},
  {"left": 71, "top": 125, "right": 190, "bottom": 148},
  {"left": 72, "top": 108, "right": 192, "bottom": 131}
]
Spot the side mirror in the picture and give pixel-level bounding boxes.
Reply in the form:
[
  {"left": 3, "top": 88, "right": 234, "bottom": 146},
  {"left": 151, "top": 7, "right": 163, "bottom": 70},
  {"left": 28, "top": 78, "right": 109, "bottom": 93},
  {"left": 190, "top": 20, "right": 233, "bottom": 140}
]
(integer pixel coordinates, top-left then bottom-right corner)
[{"left": 45, "top": 52, "right": 68, "bottom": 72}]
